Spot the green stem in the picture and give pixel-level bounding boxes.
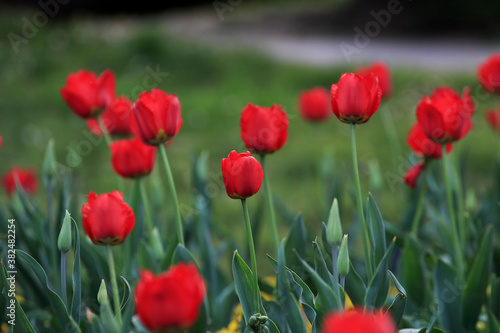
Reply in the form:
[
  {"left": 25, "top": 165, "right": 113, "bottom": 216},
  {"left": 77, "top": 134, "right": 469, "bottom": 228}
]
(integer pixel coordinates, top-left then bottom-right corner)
[
  {"left": 98, "top": 115, "right": 124, "bottom": 192},
  {"left": 159, "top": 144, "right": 184, "bottom": 245},
  {"left": 97, "top": 116, "right": 113, "bottom": 148},
  {"left": 441, "top": 145, "right": 465, "bottom": 283},
  {"left": 60, "top": 252, "right": 67, "bottom": 307},
  {"left": 452, "top": 152, "right": 466, "bottom": 251},
  {"left": 47, "top": 180, "right": 58, "bottom": 286},
  {"left": 139, "top": 180, "right": 154, "bottom": 236},
  {"left": 260, "top": 155, "right": 280, "bottom": 256},
  {"left": 241, "top": 199, "right": 260, "bottom": 307},
  {"left": 106, "top": 245, "right": 122, "bottom": 328},
  {"left": 331, "top": 246, "right": 340, "bottom": 300},
  {"left": 350, "top": 123, "right": 373, "bottom": 278},
  {"left": 410, "top": 168, "right": 428, "bottom": 236}
]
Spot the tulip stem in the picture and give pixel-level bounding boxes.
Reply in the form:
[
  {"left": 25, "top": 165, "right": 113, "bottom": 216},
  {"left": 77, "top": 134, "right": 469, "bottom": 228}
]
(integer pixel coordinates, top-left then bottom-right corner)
[
  {"left": 47, "top": 180, "right": 58, "bottom": 286},
  {"left": 350, "top": 123, "right": 373, "bottom": 278},
  {"left": 410, "top": 168, "right": 427, "bottom": 236},
  {"left": 331, "top": 246, "right": 340, "bottom": 297},
  {"left": 139, "top": 180, "right": 154, "bottom": 236},
  {"left": 97, "top": 116, "right": 113, "bottom": 148},
  {"left": 159, "top": 144, "right": 184, "bottom": 246},
  {"left": 60, "top": 252, "right": 67, "bottom": 307},
  {"left": 97, "top": 115, "right": 124, "bottom": 192},
  {"left": 452, "top": 153, "right": 466, "bottom": 251},
  {"left": 106, "top": 245, "right": 122, "bottom": 328},
  {"left": 441, "top": 145, "right": 465, "bottom": 283},
  {"left": 241, "top": 199, "right": 260, "bottom": 309},
  {"left": 260, "top": 155, "right": 280, "bottom": 256}
]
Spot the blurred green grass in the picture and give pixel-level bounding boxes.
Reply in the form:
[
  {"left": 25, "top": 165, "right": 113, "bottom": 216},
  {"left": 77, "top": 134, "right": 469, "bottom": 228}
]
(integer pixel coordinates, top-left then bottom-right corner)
[{"left": 0, "top": 13, "right": 498, "bottom": 255}]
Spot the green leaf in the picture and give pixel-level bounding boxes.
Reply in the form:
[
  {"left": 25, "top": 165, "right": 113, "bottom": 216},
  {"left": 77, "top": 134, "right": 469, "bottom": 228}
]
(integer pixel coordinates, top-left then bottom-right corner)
[
  {"left": 488, "top": 310, "right": 500, "bottom": 333},
  {"left": 386, "top": 293, "right": 406, "bottom": 327},
  {"left": 344, "top": 262, "right": 366, "bottom": 306},
  {"left": 462, "top": 224, "right": 494, "bottom": 330},
  {"left": 267, "top": 255, "right": 316, "bottom": 326},
  {"left": 277, "top": 240, "right": 307, "bottom": 333},
  {"left": 489, "top": 276, "right": 500, "bottom": 321},
  {"left": 70, "top": 218, "right": 81, "bottom": 325},
  {"left": 364, "top": 239, "right": 395, "bottom": 310},
  {"left": 434, "top": 260, "right": 464, "bottom": 333},
  {"left": 232, "top": 250, "right": 261, "bottom": 324},
  {"left": 401, "top": 236, "right": 427, "bottom": 308},
  {"left": 285, "top": 214, "right": 307, "bottom": 278},
  {"left": 367, "top": 193, "right": 386, "bottom": 265},
  {"left": 16, "top": 250, "right": 81, "bottom": 332},
  {"left": 171, "top": 243, "right": 199, "bottom": 266},
  {"left": 296, "top": 250, "right": 341, "bottom": 326}
]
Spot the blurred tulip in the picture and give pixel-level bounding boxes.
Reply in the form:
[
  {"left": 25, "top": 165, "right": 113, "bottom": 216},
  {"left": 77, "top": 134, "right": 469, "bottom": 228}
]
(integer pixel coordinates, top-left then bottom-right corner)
[
  {"left": 131, "top": 88, "right": 183, "bottom": 145},
  {"left": 331, "top": 73, "right": 382, "bottom": 124},
  {"left": 60, "top": 70, "right": 115, "bottom": 118},
  {"left": 240, "top": 103, "right": 288, "bottom": 154},
  {"left": 485, "top": 105, "right": 500, "bottom": 132},
  {"left": 86, "top": 97, "right": 133, "bottom": 136},
  {"left": 407, "top": 123, "right": 452, "bottom": 159},
  {"left": 222, "top": 150, "right": 263, "bottom": 199},
  {"left": 135, "top": 263, "right": 206, "bottom": 331},
  {"left": 81, "top": 191, "right": 135, "bottom": 246},
  {"left": 323, "top": 309, "right": 397, "bottom": 333},
  {"left": 404, "top": 163, "right": 425, "bottom": 189},
  {"left": 298, "top": 87, "right": 331, "bottom": 122},
  {"left": 2, "top": 167, "right": 38, "bottom": 196},
  {"left": 356, "top": 61, "right": 393, "bottom": 98},
  {"left": 110, "top": 137, "right": 156, "bottom": 178},
  {"left": 478, "top": 54, "right": 500, "bottom": 93},
  {"left": 416, "top": 87, "right": 475, "bottom": 144}
]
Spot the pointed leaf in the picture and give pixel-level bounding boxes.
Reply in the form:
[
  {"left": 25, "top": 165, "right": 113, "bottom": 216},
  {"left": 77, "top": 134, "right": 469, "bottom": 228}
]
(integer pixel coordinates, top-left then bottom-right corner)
[
  {"left": 344, "top": 262, "right": 366, "bottom": 306},
  {"left": 232, "top": 250, "right": 260, "bottom": 324},
  {"left": 70, "top": 219, "right": 81, "bottom": 325},
  {"left": 434, "top": 260, "right": 464, "bottom": 333},
  {"left": 367, "top": 193, "right": 386, "bottom": 264},
  {"left": 462, "top": 225, "right": 494, "bottom": 330},
  {"left": 364, "top": 239, "right": 395, "bottom": 309}
]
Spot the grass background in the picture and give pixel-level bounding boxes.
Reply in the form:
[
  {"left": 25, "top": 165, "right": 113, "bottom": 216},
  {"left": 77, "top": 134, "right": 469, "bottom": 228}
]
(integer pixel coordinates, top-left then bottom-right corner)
[{"left": 0, "top": 12, "right": 498, "bottom": 262}]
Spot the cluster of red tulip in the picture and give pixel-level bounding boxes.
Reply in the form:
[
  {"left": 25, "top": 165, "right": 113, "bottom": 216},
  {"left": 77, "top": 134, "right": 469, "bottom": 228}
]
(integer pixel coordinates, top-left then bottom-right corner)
[{"left": 3, "top": 53, "right": 500, "bottom": 332}]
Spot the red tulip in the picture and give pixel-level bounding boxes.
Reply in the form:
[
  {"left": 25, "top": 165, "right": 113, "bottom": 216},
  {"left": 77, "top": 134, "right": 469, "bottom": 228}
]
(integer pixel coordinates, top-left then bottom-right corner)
[
  {"left": 221, "top": 150, "right": 263, "bottom": 200},
  {"left": 86, "top": 97, "right": 133, "bottom": 136},
  {"left": 331, "top": 73, "right": 382, "bottom": 124},
  {"left": 60, "top": 70, "right": 115, "bottom": 118},
  {"left": 298, "top": 87, "right": 331, "bottom": 122},
  {"left": 81, "top": 191, "right": 135, "bottom": 246},
  {"left": 2, "top": 167, "right": 38, "bottom": 196},
  {"left": 478, "top": 54, "right": 500, "bottom": 93},
  {"left": 135, "top": 263, "right": 206, "bottom": 331},
  {"left": 322, "top": 309, "right": 397, "bottom": 333},
  {"left": 416, "top": 87, "right": 475, "bottom": 144},
  {"left": 485, "top": 105, "right": 500, "bottom": 132},
  {"left": 131, "top": 89, "right": 183, "bottom": 146},
  {"left": 240, "top": 104, "right": 288, "bottom": 154},
  {"left": 356, "top": 61, "right": 393, "bottom": 98},
  {"left": 110, "top": 138, "right": 156, "bottom": 178},
  {"left": 407, "top": 123, "right": 452, "bottom": 159},
  {"left": 404, "top": 162, "right": 425, "bottom": 189}
]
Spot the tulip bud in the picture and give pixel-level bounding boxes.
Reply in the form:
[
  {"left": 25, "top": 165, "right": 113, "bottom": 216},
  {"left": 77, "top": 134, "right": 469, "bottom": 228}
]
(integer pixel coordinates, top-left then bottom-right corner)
[
  {"left": 338, "top": 235, "right": 350, "bottom": 278},
  {"left": 42, "top": 139, "right": 56, "bottom": 187},
  {"left": 97, "top": 280, "right": 109, "bottom": 305},
  {"left": 58, "top": 210, "right": 72, "bottom": 253},
  {"left": 150, "top": 227, "right": 164, "bottom": 259},
  {"left": 326, "top": 198, "right": 342, "bottom": 246}
]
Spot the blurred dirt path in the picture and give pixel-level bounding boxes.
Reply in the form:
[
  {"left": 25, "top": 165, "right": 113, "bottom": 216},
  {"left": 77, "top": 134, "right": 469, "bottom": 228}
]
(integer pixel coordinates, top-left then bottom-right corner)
[{"left": 162, "top": 7, "right": 500, "bottom": 72}]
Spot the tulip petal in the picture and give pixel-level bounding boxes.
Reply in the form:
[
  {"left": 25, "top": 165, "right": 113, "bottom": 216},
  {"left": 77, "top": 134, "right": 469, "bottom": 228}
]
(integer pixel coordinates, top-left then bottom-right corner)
[
  {"left": 333, "top": 73, "right": 372, "bottom": 123},
  {"left": 416, "top": 99, "right": 446, "bottom": 143}
]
